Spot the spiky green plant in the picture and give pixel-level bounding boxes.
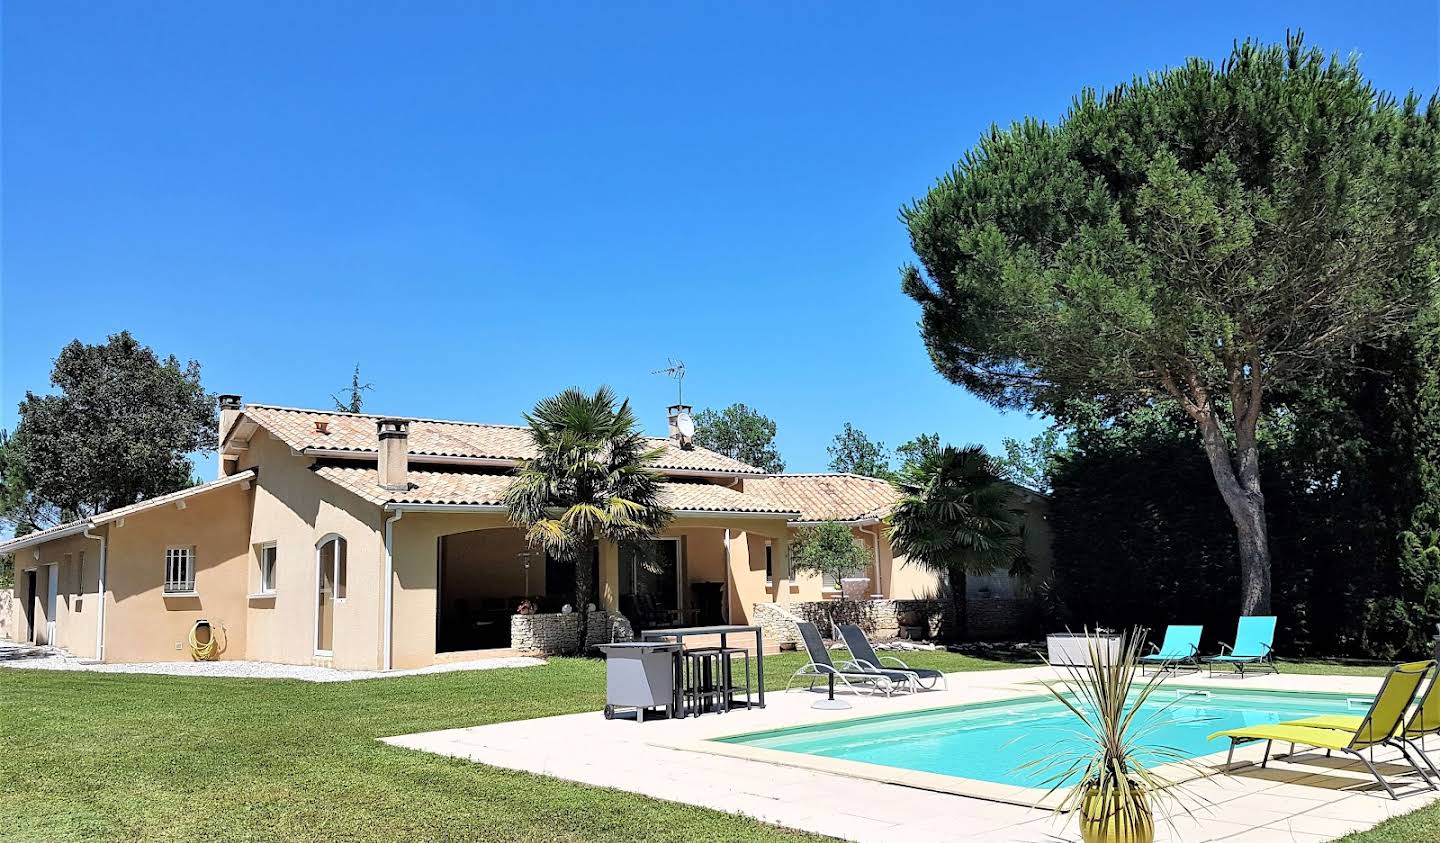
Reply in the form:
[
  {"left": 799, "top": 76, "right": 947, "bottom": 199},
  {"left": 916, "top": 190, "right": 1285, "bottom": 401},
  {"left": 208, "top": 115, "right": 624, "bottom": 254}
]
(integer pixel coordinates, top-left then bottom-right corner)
[{"left": 1020, "top": 629, "right": 1206, "bottom": 833}]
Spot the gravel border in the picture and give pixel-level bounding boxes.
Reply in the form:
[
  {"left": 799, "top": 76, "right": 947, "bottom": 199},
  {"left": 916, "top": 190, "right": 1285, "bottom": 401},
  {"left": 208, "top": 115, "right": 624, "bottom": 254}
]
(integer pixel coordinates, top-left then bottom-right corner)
[{"left": 0, "top": 642, "right": 545, "bottom": 682}]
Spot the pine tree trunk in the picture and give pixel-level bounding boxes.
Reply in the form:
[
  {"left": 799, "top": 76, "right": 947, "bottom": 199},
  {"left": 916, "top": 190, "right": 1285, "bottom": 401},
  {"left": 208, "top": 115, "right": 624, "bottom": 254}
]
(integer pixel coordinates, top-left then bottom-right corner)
[
  {"left": 1196, "top": 412, "right": 1273, "bottom": 616},
  {"left": 1233, "top": 500, "right": 1273, "bottom": 616}
]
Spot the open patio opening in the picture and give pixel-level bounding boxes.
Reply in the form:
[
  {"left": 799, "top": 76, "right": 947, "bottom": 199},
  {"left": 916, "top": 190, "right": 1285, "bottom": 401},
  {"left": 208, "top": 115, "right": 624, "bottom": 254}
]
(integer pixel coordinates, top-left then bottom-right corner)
[{"left": 436, "top": 527, "right": 603, "bottom": 653}]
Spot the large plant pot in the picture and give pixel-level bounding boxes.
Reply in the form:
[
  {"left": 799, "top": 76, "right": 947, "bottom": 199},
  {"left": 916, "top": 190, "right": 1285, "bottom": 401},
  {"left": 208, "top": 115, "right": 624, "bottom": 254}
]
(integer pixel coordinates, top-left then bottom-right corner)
[
  {"left": 840, "top": 577, "right": 871, "bottom": 601},
  {"left": 1078, "top": 786, "right": 1154, "bottom": 843}
]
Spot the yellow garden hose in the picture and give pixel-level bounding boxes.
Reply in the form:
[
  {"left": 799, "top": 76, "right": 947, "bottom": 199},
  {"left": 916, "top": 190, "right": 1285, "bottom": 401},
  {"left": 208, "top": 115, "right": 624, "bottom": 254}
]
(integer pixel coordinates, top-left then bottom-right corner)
[{"left": 188, "top": 619, "right": 219, "bottom": 661}]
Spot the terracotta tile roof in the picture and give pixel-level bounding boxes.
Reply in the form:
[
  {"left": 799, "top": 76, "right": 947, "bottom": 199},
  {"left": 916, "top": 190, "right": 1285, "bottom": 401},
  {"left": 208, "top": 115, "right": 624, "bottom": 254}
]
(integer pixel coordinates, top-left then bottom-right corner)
[
  {"left": 659, "top": 481, "right": 797, "bottom": 516},
  {"left": 312, "top": 465, "right": 798, "bottom": 516},
  {"left": 742, "top": 473, "right": 902, "bottom": 522},
  {"left": 237, "top": 404, "right": 765, "bottom": 476}
]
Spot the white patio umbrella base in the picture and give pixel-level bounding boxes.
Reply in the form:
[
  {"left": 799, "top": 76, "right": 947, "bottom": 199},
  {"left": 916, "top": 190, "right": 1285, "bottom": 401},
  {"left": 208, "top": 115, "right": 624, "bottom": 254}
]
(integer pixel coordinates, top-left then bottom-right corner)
[{"left": 812, "top": 674, "right": 852, "bottom": 709}]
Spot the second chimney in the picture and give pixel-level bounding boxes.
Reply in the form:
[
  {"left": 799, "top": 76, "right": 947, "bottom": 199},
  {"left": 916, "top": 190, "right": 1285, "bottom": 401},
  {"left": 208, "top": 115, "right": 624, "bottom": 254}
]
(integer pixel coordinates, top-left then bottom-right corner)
[
  {"left": 377, "top": 418, "right": 411, "bottom": 491},
  {"left": 667, "top": 403, "right": 694, "bottom": 450}
]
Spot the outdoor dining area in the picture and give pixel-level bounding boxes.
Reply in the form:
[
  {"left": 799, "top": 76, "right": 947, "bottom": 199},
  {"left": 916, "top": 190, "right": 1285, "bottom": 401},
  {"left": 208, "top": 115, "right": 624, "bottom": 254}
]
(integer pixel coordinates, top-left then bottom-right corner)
[{"left": 599, "top": 625, "right": 766, "bottom": 722}]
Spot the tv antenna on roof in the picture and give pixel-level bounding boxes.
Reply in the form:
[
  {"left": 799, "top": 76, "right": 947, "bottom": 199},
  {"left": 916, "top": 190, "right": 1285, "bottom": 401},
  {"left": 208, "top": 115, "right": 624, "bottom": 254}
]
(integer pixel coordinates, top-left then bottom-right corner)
[{"left": 652, "top": 358, "right": 687, "bottom": 405}]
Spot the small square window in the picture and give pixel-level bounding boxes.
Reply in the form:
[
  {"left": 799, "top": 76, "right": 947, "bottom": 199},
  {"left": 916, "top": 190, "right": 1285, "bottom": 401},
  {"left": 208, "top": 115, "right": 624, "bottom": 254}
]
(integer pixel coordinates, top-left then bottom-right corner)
[
  {"left": 164, "top": 547, "right": 195, "bottom": 594},
  {"left": 258, "top": 544, "right": 277, "bottom": 594}
]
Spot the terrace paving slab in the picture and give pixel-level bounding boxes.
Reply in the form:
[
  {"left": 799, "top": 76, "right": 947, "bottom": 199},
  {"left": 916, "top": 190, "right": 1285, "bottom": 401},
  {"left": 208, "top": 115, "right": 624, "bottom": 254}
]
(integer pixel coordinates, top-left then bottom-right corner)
[{"left": 384, "top": 664, "right": 1440, "bottom": 841}]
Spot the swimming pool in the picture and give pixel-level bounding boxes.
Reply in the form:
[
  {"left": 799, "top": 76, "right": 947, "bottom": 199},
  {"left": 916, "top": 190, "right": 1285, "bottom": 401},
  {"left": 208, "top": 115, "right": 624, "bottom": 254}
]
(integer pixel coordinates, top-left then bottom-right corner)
[{"left": 714, "top": 687, "right": 1371, "bottom": 789}]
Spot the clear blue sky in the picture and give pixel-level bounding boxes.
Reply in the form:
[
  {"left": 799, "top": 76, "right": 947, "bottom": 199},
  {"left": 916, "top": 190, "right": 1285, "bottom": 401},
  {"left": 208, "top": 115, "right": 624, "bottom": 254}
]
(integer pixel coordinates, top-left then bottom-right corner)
[{"left": 3, "top": 2, "right": 1437, "bottom": 477}]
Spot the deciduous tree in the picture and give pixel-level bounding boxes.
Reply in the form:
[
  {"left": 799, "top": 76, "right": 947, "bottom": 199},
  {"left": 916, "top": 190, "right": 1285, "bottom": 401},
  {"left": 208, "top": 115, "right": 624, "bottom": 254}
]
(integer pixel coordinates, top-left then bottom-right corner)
[
  {"left": 6, "top": 332, "right": 216, "bottom": 527},
  {"left": 995, "top": 429, "right": 1065, "bottom": 494},
  {"left": 827, "top": 423, "right": 893, "bottom": 479},
  {"left": 692, "top": 403, "right": 785, "bottom": 473},
  {"left": 895, "top": 433, "right": 941, "bottom": 483}
]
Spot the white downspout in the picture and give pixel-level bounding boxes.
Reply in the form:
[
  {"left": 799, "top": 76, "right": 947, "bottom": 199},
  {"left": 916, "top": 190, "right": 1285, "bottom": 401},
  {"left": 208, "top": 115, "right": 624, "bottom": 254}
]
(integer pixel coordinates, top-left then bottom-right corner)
[
  {"left": 859, "top": 523, "right": 881, "bottom": 597},
  {"left": 383, "top": 509, "right": 404, "bottom": 671},
  {"left": 83, "top": 527, "right": 107, "bottom": 662}
]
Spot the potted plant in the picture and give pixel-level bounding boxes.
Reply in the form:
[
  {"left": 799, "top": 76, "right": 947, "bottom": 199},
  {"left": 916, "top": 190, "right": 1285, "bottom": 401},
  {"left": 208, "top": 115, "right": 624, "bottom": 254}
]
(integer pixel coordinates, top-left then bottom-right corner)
[{"left": 1022, "top": 629, "right": 1198, "bottom": 843}]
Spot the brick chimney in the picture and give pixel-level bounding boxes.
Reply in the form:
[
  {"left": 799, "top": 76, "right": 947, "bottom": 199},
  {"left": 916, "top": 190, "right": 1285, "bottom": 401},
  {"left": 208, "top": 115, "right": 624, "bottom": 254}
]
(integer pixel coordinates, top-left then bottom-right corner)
[
  {"left": 667, "top": 404, "right": 694, "bottom": 450},
  {"left": 377, "top": 418, "right": 410, "bottom": 491}
]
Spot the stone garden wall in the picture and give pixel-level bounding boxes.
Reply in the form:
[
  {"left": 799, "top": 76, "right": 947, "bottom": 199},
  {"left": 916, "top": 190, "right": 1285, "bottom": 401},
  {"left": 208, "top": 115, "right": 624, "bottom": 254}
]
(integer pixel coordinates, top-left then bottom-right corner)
[
  {"left": 752, "top": 602, "right": 805, "bottom": 648},
  {"left": 753, "top": 595, "right": 1035, "bottom": 645},
  {"left": 510, "top": 611, "right": 635, "bottom": 655}
]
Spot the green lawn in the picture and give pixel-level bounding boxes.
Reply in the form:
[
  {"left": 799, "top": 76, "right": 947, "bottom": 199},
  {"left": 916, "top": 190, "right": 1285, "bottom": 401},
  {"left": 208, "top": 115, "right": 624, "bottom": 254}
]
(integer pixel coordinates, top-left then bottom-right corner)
[
  {"left": 3, "top": 650, "right": 1429, "bottom": 842},
  {"left": 0, "top": 650, "right": 1004, "bottom": 842},
  {"left": 1273, "top": 660, "right": 1393, "bottom": 677},
  {"left": 1340, "top": 808, "right": 1440, "bottom": 842}
]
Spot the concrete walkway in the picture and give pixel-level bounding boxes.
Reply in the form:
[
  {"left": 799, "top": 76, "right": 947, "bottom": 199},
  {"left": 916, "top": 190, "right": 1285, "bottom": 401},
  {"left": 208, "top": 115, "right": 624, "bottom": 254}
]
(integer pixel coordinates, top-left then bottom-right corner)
[
  {"left": 385, "top": 666, "right": 1440, "bottom": 842},
  {"left": 0, "top": 641, "right": 544, "bottom": 681}
]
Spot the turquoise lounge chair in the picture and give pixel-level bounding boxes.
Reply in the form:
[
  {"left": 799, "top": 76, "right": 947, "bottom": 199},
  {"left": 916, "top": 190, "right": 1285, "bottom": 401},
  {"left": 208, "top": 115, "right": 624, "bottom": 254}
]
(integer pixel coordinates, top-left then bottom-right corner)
[
  {"left": 1204, "top": 616, "right": 1278, "bottom": 677},
  {"left": 1138, "top": 625, "right": 1203, "bottom": 674}
]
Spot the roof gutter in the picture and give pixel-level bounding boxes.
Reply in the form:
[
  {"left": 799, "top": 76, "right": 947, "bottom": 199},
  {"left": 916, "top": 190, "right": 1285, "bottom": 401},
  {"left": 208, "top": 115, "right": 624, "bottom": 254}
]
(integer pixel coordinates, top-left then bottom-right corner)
[
  {"left": 380, "top": 502, "right": 510, "bottom": 513},
  {"left": 379, "top": 502, "right": 798, "bottom": 519},
  {"left": 0, "top": 522, "right": 91, "bottom": 554},
  {"left": 787, "top": 516, "right": 883, "bottom": 528},
  {"left": 302, "top": 448, "right": 765, "bottom": 479},
  {"left": 304, "top": 448, "right": 516, "bottom": 469},
  {"left": 672, "top": 509, "right": 798, "bottom": 519}
]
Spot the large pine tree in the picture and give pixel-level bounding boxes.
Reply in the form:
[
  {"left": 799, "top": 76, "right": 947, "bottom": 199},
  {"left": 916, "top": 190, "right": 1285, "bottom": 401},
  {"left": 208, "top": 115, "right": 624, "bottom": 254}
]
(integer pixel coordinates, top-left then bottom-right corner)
[{"left": 901, "top": 35, "right": 1440, "bottom": 615}]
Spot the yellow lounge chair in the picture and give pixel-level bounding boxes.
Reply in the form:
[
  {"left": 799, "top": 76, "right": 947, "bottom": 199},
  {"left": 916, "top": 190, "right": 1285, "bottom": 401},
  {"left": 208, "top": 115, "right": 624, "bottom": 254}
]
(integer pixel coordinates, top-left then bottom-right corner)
[
  {"left": 1280, "top": 664, "right": 1440, "bottom": 780},
  {"left": 1208, "top": 660, "right": 1436, "bottom": 799}
]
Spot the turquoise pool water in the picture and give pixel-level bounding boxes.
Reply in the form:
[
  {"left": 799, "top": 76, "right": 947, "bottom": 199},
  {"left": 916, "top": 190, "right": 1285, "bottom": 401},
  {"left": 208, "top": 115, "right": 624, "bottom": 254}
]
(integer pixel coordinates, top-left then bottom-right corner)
[{"left": 715, "top": 688, "right": 1370, "bottom": 788}]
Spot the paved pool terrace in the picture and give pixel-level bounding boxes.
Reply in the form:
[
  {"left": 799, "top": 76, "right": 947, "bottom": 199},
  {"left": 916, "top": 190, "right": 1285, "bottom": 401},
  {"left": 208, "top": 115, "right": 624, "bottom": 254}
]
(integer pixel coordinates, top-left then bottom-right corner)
[{"left": 384, "top": 666, "right": 1440, "bottom": 842}]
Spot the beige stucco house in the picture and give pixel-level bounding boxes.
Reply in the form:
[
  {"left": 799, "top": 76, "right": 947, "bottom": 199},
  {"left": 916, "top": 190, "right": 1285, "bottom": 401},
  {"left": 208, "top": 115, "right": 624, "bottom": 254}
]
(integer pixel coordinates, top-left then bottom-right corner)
[{"left": 1, "top": 396, "right": 1050, "bottom": 670}]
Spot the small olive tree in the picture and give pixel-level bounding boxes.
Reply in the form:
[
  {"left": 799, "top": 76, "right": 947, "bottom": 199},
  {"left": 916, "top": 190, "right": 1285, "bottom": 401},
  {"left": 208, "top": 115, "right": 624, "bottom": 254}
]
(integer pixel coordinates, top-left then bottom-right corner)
[{"left": 789, "top": 521, "right": 872, "bottom": 599}]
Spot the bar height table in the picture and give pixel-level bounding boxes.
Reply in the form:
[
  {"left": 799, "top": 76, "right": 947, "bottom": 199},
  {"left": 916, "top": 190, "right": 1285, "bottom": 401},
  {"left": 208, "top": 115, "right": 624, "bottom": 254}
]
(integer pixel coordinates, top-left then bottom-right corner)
[{"left": 640, "top": 624, "right": 766, "bottom": 709}]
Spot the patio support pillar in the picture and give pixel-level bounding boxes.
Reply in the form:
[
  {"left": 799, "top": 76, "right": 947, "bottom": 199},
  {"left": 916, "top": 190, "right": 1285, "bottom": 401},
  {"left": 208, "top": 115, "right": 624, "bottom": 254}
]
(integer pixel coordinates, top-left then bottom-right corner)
[{"left": 598, "top": 539, "right": 620, "bottom": 612}]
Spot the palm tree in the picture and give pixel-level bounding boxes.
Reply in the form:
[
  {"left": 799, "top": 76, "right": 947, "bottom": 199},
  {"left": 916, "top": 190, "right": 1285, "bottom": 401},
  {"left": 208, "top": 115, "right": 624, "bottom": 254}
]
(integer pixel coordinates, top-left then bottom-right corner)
[
  {"left": 888, "top": 445, "right": 1025, "bottom": 641},
  {"left": 503, "top": 387, "right": 673, "bottom": 653}
]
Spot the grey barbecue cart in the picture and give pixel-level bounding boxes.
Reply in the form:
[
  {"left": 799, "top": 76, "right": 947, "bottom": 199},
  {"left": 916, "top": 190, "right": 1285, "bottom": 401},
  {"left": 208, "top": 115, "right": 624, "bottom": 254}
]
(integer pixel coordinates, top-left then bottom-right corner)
[{"left": 598, "top": 642, "right": 682, "bottom": 721}]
